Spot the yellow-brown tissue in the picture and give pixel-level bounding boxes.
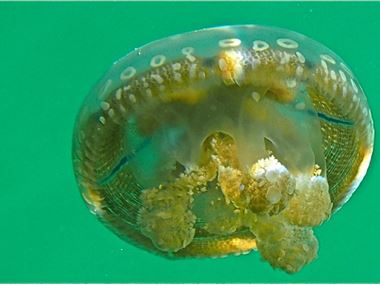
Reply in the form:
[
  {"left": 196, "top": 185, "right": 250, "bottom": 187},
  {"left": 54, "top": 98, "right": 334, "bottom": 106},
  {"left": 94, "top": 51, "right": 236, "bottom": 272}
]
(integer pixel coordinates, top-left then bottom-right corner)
[
  {"left": 281, "top": 175, "right": 332, "bottom": 227},
  {"left": 251, "top": 215, "right": 319, "bottom": 273},
  {"left": 137, "top": 132, "right": 332, "bottom": 273},
  {"left": 245, "top": 156, "right": 296, "bottom": 215},
  {"left": 245, "top": 158, "right": 332, "bottom": 273},
  {"left": 137, "top": 185, "right": 196, "bottom": 252}
]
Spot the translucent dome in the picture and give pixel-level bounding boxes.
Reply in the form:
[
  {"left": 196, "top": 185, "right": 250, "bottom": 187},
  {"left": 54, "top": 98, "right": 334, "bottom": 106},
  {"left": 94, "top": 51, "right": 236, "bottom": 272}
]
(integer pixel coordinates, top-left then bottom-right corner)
[{"left": 72, "top": 25, "right": 374, "bottom": 273}]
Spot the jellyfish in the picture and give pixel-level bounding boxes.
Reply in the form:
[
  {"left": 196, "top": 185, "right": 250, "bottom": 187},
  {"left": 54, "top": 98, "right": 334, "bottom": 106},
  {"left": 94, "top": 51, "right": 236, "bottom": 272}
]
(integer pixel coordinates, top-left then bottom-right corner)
[{"left": 72, "top": 25, "right": 374, "bottom": 273}]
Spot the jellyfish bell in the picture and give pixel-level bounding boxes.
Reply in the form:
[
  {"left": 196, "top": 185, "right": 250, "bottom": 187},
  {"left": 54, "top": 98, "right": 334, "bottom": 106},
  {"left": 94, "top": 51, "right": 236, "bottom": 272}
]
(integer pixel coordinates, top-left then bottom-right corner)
[{"left": 72, "top": 25, "right": 374, "bottom": 273}]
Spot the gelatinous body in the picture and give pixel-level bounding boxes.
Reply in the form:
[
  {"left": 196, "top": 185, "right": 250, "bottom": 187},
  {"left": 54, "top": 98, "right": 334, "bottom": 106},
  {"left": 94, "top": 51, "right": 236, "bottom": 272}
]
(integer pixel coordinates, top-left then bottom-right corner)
[{"left": 72, "top": 25, "right": 374, "bottom": 273}]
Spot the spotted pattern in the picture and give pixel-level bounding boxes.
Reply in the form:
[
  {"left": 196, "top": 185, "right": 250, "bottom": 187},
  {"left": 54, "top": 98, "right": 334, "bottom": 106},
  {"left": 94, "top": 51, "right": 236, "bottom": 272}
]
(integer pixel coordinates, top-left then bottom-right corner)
[
  {"left": 74, "top": 26, "right": 373, "bottom": 271},
  {"left": 94, "top": 34, "right": 372, "bottom": 213}
]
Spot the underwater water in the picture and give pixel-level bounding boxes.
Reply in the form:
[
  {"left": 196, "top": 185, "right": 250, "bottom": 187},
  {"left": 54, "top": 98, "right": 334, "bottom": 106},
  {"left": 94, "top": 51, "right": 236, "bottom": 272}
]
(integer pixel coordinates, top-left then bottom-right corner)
[{"left": 0, "top": 1, "right": 379, "bottom": 283}]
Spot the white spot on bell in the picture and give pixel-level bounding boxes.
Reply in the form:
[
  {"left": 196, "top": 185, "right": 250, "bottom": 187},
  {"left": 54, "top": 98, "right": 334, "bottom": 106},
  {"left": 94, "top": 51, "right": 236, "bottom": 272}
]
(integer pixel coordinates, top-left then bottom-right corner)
[
  {"left": 181, "top": 47, "right": 194, "bottom": 55},
  {"left": 296, "top": 51, "right": 305, "bottom": 63},
  {"left": 320, "top": 54, "right": 336, "bottom": 65},
  {"left": 251, "top": 91, "right": 261, "bottom": 102},
  {"left": 339, "top": 70, "right": 347, "bottom": 82},
  {"left": 219, "top": 38, "right": 241, "bottom": 48},
  {"left": 129, "top": 94, "right": 137, "bottom": 103},
  {"left": 252, "top": 40, "right": 269, "bottom": 51},
  {"left": 99, "top": 116, "right": 106, "bottom": 125},
  {"left": 150, "top": 55, "right": 166, "bottom": 67},
  {"left": 172, "top": 62, "right": 181, "bottom": 71},
  {"left": 115, "top": 88, "right": 122, "bottom": 100},
  {"left": 351, "top": 78, "right": 359, "bottom": 93},
  {"left": 321, "top": 60, "right": 328, "bottom": 74},
  {"left": 108, "top": 108, "right": 115, "bottom": 117},
  {"left": 151, "top": 74, "right": 164, "bottom": 84},
  {"left": 120, "top": 66, "right": 136, "bottom": 81},
  {"left": 100, "top": 101, "right": 110, "bottom": 111},
  {"left": 276, "top": 38, "right": 299, "bottom": 49}
]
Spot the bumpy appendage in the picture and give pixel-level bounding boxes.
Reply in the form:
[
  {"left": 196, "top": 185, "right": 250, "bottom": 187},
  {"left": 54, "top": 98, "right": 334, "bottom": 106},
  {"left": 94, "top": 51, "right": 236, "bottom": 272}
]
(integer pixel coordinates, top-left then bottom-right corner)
[
  {"left": 137, "top": 133, "right": 332, "bottom": 272},
  {"left": 281, "top": 175, "right": 332, "bottom": 227},
  {"left": 137, "top": 185, "right": 196, "bottom": 252},
  {"left": 245, "top": 156, "right": 296, "bottom": 214},
  {"left": 245, "top": 157, "right": 331, "bottom": 272},
  {"left": 252, "top": 215, "right": 318, "bottom": 273}
]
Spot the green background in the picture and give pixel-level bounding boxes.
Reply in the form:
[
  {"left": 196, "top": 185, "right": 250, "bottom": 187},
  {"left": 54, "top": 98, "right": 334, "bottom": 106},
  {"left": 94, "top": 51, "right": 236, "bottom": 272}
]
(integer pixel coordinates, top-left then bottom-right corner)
[{"left": 0, "top": 1, "right": 379, "bottom": 283}]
